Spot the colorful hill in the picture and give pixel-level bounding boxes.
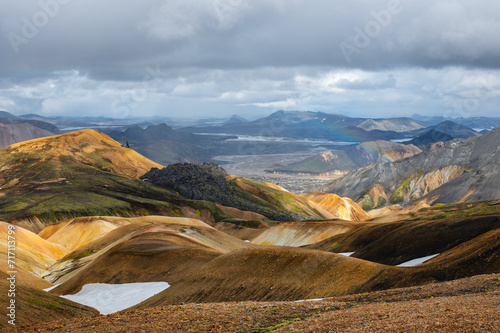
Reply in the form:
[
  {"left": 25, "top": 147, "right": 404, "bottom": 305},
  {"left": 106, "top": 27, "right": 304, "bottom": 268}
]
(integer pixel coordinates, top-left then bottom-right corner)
[{"left": 0, "top": 130, "right": 332, "bottom": 232}]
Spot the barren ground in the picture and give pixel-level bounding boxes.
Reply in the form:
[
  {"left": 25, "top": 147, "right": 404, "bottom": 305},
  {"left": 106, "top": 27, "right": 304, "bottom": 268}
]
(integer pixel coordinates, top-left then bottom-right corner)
[{"left": 3, "top": 273, "right": 498, "bottom": 332}]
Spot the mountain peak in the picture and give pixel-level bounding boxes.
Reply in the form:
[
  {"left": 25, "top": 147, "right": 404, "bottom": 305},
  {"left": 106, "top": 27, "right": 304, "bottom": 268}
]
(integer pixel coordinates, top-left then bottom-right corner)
[{"left": 3, "top": 129, "right": 162, "bottom": 179}]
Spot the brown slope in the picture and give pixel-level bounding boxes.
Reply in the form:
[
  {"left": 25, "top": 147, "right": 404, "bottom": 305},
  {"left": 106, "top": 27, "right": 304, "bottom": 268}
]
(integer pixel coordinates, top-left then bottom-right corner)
[
  {"left": 251, "top": 220, "right": 372, "bottom": 247},
  {"left": 133, "top": 246, "right": 400, "bottom": 308},
  {"left": 38, "top": 216, "right": 134, "bottom": 252},
  {"left": 0, "top": 271, "right": 97, "bottom": 329},
  {"left": 135, "top": 227, "right": 500, "bottom": 309},
  {"left": 408, "top": 228, "right": 500, "bottom": 281},
  {"left": 307, "top": 215, "right": 500, "bottom": 266},
  {"left": 46, "top": 216, "right": 252, "bottom": 295},
  {"left": 300, "top": 192, "right": 370, "bottom": 221}
]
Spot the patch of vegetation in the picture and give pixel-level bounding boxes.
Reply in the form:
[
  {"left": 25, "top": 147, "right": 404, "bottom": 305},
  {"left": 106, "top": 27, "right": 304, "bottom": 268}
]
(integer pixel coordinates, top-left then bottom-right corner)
[
  {"left": 221, "top": 219, "right": 263, "bottom": 229},
  {"left": 24, "top": 297, "right": 63, "bottom": 311},
  {"left": 377, "top": 196, "right": 387, "bottom": 207},
  {"left": 361, "top": 194, "right": 375, "bottom": 211},
  {"left": 63, "top": 249, "right": 98, "bottom": 262},
  {"left": 389, "top": 174, "right": 415, "bottom": 204}
]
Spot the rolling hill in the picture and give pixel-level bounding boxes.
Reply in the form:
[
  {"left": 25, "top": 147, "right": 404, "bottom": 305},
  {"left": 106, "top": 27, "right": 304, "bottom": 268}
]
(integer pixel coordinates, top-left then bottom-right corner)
[{"left": 42, "top": 216, "right": 252, "bottom": 295}]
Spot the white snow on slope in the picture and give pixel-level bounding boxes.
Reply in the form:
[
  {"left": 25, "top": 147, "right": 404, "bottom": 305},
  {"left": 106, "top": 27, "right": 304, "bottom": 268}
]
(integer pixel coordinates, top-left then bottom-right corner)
[
  {"left": 338, "top": 252, "right": 355, "bottom": 257},
  {"left": 61, "top": 282, "right": 170, "bottom": 315},
  {"left": 397, "top": 254, "right": 440, "bottom": 267},
  {"left": 43, "top": 284, "right": 61, "bottom": 292}
]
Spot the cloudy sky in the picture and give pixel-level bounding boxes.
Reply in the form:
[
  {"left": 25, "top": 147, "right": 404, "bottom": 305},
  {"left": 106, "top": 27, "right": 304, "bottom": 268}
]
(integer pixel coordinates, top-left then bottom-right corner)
[{"left": 1, "top": 0, "right": 500, "bottom": 120}]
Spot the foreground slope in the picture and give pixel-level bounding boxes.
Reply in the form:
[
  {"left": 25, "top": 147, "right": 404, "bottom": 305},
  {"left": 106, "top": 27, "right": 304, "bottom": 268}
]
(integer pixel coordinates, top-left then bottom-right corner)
[
  {"left": 135, "top": 227, "right": 499, "bottom": 308},
  {"left": 320, "top": 127, "right": 500, "bottom": 209},
  {"left": 0, "top": 271, "right": 97, "bottom": 329},
  {"left": 6, "top": 274, "right": 499, "bottom": 332}
]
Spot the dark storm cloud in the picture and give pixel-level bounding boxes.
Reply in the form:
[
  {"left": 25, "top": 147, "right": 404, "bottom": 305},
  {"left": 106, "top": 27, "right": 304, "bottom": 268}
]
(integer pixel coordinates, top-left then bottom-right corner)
[
  {"left": 2, "top": 0, "right": 500, "bottom": 79},
  {"left": 0, "top": 0, "right": 499, "bottom": 118}
]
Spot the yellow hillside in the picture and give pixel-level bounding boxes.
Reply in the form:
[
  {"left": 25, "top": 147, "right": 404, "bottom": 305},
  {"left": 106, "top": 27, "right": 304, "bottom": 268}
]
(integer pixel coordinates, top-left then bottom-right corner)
[
  {"left": 300, "top": 192, "right": 370, "bottom": 221},
  {"left": 0, "top": 222, "right": 68, "bottom": 277},
  {"left": 3, "top": 128, "right": 162, "bottom": 179}
]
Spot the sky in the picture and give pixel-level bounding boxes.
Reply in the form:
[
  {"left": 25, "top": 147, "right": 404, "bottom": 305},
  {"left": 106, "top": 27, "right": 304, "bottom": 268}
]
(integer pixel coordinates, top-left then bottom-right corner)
[{"left": 1, "top": 0, "right": 500, "bottom": 120}]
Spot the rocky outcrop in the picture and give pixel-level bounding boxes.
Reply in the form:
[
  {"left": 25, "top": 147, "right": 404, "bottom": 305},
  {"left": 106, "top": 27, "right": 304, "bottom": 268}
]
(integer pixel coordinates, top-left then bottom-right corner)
[{"left": 142, "top": 163, "right": 331, "bottom": 222}]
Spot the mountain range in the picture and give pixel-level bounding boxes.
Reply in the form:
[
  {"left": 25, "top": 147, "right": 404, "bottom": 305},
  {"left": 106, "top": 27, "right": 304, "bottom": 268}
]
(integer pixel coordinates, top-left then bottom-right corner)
[
  {"left": 320, "top": 127, "right": 500, "bottom": 209},
  {"left": 271, "top": 140, "right": 422, "bottom": 175}
]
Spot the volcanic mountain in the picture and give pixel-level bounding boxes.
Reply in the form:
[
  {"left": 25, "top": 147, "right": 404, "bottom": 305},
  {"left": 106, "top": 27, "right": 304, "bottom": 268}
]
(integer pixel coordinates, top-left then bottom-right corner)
[
  {"left": 407, "top": 120, "right": 479, "bottom": 146},
  {"left": 272, "top": 140, "right": 422, "bottom": 174},
  {"left": 320, "top": 128, "right": 500, "bottom": 209}
]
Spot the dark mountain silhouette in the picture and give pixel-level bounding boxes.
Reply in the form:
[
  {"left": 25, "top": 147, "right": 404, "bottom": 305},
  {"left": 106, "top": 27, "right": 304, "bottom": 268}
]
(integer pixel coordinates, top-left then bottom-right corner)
[
  {"left": 407, "top": 121, "right": 479, "bottom": 146},
  {"left": 0, "top": 110, "right": 18, "bottom": 119}
]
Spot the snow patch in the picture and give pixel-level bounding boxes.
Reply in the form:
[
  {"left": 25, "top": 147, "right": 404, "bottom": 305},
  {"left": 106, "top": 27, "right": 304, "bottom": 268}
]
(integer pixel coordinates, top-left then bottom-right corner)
[
  {"left": 43, "top": 284, "right": 61, "bottom": 292},
  {"left": 294, "top": 296, "right": 333, "bottom": 303},
  {"left": 61, "top": 282, "right": 170, "bottom": 315},
  {"left": 397, "top": 254, "right": 440, "bottom": 267},
  {"left": 338, "top": 252, "right": 355, "bottom": 257}
]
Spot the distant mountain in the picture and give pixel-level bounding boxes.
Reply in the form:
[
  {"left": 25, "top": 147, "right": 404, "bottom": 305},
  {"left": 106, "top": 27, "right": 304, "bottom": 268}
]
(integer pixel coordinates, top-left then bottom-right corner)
[
  {"left": 431, "top": 120, "right": 479, "bottom": 138},
  {"left": 407, "top": 121, "right": 479, "bottom": 146},
  {"left": 357, "top": 118, "right": 428, "bottom": 132},
  {"left": 0, "top": 118, "right": 60, "bottom": 149},
  {"left": 115, "top": 123, "right": 195, "bottom": 143},
  {"left": 178, "top": 111, "right": 418, "bottom": 142},
  {"left": 411, "top": 114, "right": 500, "bottom": 130},
  {"left": 271, "top": 140, "right": 422, "bottom": 174},
  {"left": 107, "top": 123, "right": 209, "bottom": 165},
  {"left": 407, "top": 130, "right": 454, "bottom": 146},
  {"left": 0, "top": 110, "right": 18, "bottom": 119},
  {"left": 224, "top": 115, "right": 248, "bottom": 125},
  {"left": 319, "top": 128, "right": 500, "bottom": 209}
]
